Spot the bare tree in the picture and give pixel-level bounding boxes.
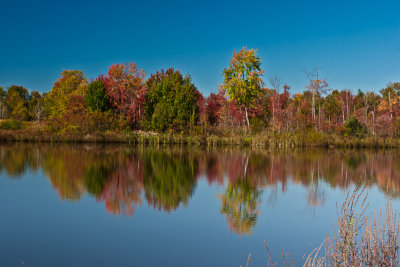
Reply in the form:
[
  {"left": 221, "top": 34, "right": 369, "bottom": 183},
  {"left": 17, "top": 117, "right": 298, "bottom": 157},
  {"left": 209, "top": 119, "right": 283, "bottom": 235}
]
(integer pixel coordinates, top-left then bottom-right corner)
[
  {"left": 34, "top": 101, "right": 45, "bottom": 122},
  {"left": 305, "top": 68, "right": 329, "bottom": 129},
  {"left": 269, "top": 75, "right": 282, "bottom": 127},
  {"left": 305, "top": 68, "right": 319, "bottom": 123}
]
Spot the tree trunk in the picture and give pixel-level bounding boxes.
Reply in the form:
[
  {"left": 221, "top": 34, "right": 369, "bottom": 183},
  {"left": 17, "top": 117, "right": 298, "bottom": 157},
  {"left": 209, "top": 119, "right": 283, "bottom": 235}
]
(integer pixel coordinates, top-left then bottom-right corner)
[
  {"left": 312, "top": 87, "right": 315, "bottom": 121},
  {"left": 245, "top": 107, "right": 250, "bottom": 131}
]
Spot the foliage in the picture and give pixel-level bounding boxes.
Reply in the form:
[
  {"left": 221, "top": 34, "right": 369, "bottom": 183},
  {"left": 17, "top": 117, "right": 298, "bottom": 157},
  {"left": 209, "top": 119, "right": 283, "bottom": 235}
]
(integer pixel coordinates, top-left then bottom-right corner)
[
  {"left": 221, "top": 47, "right": 264, "bottom": 129},
  {"left": 144, "top": 68, "right": 199, "bottom": 132},
  {"left": 0, "top": 119, "right": 23, "bottom": 130},
  {"left": 0, "top": 86, "right": 7, "bottom": 119},
  {"left": 44, "top": 70, "right": 88, "bottom": 118},
  {"left": 344, "top": 117, "right": 367, "bottom": 137},
  {"left": 85, "top": 79, "right": 110, "bottom": 112},
  {"left": 5, "top": 85, "right": 29, "bottom": 120},
  {"left": 206, "top": 92, "right": 225, "bottom": 126},
  {"left": 103, "top": 63, "right": 146, "bottom": 128},
  {"left": 249, "top": 116, "right": 265, "bottom": 133},
  {"left": 46, "top": 94, "right": 126, "bottom": 133},
  {"left": 1, "top": 52, "right": 400, "bottom": 141}
]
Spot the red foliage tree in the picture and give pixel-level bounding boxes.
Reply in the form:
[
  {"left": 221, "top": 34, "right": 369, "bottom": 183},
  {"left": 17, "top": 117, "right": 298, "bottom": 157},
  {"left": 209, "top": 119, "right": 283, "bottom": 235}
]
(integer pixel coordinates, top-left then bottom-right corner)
[
  {"left": 206, "top": 92, "right": 226, "bottom": 126},
  {"left": 102, "top": 63, "right": 146, "bottom": 128}
]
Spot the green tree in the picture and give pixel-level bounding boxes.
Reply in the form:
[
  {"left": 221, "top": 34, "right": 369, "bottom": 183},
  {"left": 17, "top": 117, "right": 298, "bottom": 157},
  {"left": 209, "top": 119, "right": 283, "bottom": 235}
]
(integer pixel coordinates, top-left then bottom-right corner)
[
  {"left": 5, "top": 85, "right": 29, "bottom": 120},
  {"left": 323, "top": 90, "right": 341, "bottom": 123},
  {"left": 45, "top": 70, "right": 88, "bottom": 118},
  {"left": 85, "top": 79, "right": 110, "bottom": 112},
  {"left": 221, "top": 47, "right": 264, "bottom": 130},
  {"left": 145, "top": 68, "right": 199, "bottom": 132},
  {"left": 345, "top": 117, "right": 367, "bottom": 137}
]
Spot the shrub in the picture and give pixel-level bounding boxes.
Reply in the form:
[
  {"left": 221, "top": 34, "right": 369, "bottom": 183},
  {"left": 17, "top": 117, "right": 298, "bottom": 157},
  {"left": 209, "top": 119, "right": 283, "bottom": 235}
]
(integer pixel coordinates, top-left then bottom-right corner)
[
  {"left": 85, "top": 79, "right": 110, "bottom": 112},
  {"left": 250, "top": 116, "right": 265, "bottom": 133},
  {"left": 344, "top": 117, "right": 367, "bottom": 137},
  {"left": 0, "top": 120, "right": 23, "bottom": 130}
]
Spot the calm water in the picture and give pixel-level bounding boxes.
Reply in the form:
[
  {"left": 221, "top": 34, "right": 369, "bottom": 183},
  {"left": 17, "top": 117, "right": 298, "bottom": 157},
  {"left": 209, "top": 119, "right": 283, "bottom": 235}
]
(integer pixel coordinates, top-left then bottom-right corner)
[{"left": 1, "top": 144, "right": 400, "bottom": 266}]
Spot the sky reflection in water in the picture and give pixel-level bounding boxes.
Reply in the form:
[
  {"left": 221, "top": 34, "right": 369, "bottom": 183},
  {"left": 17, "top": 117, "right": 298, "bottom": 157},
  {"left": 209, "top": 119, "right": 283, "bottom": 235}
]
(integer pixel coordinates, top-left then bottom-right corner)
[{"left": 0, "top": 144, "right": 399, "bottom": 266}]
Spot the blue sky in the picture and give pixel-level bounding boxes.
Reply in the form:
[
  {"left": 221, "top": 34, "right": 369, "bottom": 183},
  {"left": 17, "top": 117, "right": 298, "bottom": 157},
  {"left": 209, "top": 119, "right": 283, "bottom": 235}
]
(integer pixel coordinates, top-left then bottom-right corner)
[{"left": 0, "top": 0, "right": 399, "bottom": 95}]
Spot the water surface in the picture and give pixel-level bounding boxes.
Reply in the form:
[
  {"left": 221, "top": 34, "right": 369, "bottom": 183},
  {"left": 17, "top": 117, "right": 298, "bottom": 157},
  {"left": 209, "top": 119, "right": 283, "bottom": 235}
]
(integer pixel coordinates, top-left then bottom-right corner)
[{"left": 0, "top": 144, "right": 399, "bottom": 266}]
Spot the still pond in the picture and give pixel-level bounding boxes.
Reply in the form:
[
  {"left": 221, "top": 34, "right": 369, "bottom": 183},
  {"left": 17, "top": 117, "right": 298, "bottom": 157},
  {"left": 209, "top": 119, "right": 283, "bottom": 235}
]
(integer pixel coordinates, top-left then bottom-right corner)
[{"left": 0, "top": 144, "right": 399, "bottom": 266}]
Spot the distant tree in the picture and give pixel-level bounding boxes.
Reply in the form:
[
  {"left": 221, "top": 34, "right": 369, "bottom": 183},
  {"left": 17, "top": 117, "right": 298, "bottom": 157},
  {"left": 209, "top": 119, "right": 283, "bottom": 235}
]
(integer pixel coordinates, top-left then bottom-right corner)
[
  {"left": 379, "top": 82, "right": 400, "bottom": 119},
  {"left": 85, "top": 79, "right": 110, "bottom": 112},
  {"left": 206, "top": 92, "right": 225, "bottom": 126},
  {"left": 102, "top": 63, "right": 146, "bottom": 128},
  {"left": 145, "top": 68, "right": 199, "bottom": 132},
  {"left": 375, "top": 113, "right": 394, "bottom": 137},
  {"left": 45, "top": 70, "right": 88, "bottom": 118},
  {"left": 0, "top": 86, "right": 7, "bottom": 119},
  {"left": 221, "top": 47, "right": 264, "bottom": 130},
  {"left": 29, "top": 91, "right": 45, "bottom": 122},
  {"left": 5, "top": 85, "right": 29, "bottom": 120},
  {"left": 269, "top": 75, "right": 282, "bottom": 125},
  {"left": 195, "top": 90, "right": 207, "bottom": 128},
  {"left": 305, "top": 68, "right": 329, "bottom": 128},
  {"left": 323, "top": 90, "right": 341, "bottom": 123},
  {"left": 253, "top": 88, "right": 272, "bottom": 128}
]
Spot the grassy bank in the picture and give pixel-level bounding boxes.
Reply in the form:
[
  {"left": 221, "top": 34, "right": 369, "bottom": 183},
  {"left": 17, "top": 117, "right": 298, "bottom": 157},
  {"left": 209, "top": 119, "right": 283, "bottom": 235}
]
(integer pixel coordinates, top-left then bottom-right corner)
[{"left": 1, "top": 125, "right": 400, "bottom": 148}]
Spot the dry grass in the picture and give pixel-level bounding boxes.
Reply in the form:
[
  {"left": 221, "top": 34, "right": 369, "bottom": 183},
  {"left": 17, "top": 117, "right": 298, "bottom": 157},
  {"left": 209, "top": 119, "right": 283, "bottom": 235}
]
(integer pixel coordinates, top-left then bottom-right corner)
[{"left": 243, "top": 185, "right": 399, "bottom": 267}]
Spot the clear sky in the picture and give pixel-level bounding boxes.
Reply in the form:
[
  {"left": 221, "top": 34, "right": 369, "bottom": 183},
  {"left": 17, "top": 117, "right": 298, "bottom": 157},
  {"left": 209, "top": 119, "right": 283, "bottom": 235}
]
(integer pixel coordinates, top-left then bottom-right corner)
[{"left": 0, "top": 0, "right": 399, "bottom": 95}]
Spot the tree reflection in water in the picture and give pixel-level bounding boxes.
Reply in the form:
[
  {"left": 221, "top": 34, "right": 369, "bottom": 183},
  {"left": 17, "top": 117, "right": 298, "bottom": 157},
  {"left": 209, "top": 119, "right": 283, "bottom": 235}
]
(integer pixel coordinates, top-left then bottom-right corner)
[
  {"left": 219, "top": 178, "right": 261, "bottom": 235},
  {"left": 1, "top": 144, "right": 400, "bottom": 235}
]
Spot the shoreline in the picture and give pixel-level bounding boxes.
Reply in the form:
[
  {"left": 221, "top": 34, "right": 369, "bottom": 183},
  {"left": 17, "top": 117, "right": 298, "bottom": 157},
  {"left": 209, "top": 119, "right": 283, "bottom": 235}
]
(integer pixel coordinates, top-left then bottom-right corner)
[{"left": 1, "top": 129, "right": 400, "bottom": 148}]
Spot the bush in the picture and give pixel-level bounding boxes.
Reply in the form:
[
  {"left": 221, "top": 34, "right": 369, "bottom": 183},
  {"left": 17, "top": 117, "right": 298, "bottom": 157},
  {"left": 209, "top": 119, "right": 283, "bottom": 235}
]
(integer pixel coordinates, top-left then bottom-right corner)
[
  {"left": 45, "top": 111, "right": 127, "bottom": 134},
  {"left": 344, "top": 117, "right": 367, "bottom": 137},
  {"left": 0, "top": 120, "right": 23, "bottom": 130},
  {"left": 250, "top": 116, "right": 265, "bottom": 133}
]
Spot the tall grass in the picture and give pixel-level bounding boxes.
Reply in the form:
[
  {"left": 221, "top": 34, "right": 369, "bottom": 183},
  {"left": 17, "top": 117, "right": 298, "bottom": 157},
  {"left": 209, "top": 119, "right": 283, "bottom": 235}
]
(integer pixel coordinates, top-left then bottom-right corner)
[{"left": 243, "top": 186, "right": 400, "bottom": 267}]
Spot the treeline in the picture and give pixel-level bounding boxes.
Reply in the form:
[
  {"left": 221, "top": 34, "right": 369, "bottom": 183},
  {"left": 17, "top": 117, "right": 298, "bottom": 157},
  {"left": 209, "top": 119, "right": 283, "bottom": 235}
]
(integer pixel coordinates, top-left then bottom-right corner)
[{"left": 1, "top": 47, "right": 399, "bottom": 139}]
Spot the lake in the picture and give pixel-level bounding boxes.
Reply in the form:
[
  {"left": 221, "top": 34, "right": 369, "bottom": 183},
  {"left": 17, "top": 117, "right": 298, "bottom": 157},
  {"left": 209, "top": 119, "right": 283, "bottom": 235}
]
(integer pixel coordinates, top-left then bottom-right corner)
[{"left": 0, "top": 144, "right": 399, "bottom": 266}]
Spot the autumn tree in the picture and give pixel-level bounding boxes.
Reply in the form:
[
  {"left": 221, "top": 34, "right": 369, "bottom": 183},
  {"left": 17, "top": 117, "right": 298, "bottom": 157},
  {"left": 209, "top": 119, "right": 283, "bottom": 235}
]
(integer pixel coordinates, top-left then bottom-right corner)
[
  {"left": 103, "top": 63, "right": 146, "bottom": 128},
  {"left": 144, "top": 68, "right": 199, "bottom": 132},
  {"left": 379, "top": 82, "right": 400, "bottom": 119},
  {"left": 221, "top": 47, "right": 264, "bottom": 130},
  {"left": 5, "top": 85, "right": 30, "bottom": 120},
  {"left": 205, "top": 92, "right": 226, "bottom": 126},
  {"left": 253, "top": 88, "right": 272, "bottom": 128},
  {"left": 85, "top": 79, "right": 110, "bottom": 112},
  {"left": 45, "top": 70, "right": 88, "bottom": 118}
]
